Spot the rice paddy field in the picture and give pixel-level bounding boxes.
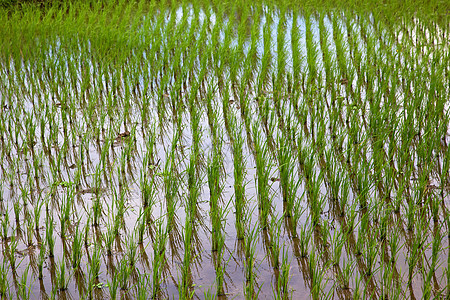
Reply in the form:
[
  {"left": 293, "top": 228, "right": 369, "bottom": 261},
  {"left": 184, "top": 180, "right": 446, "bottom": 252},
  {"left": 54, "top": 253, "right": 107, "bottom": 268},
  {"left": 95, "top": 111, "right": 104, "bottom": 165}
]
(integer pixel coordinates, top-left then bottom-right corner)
[{"left": 0, "top": 0, "right": 450, "bottom": 298}]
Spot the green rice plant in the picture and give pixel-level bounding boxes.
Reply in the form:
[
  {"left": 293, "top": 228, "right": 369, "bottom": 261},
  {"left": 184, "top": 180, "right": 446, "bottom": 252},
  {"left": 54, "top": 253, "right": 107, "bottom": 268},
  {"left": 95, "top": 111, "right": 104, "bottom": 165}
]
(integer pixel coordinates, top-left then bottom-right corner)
[
  {"left": 140, "top": 166, "right": 156, "bottom": 210},
  {"left": 71, "top": 224, "right": 83, "bottom": 269},
  {"left": 363, "top": 235, "right": 379, "bottom": 276},
  {"left": 18, "top": 266, "right": 32, "bottom": 300},
  {"left": 406, "top": 197, "right": 417, "bottom": 231},
  {"left": 0, "top": 259, "right": 9, "bottom": 298},
  {"left": 308, "top": 172, "right": 325, "bottom": 226},
  {"left": 380, "top": 259, "right": 395, "bottom": 299},
  {"left": 276, "top": 245, "right": 291, "bottom": 299},
  {"left": 163, "top": 134, "right": 180, "bottom": 230},
  {"left": 83, "top": 215, "right": 91, "bottom": 247},
  {"left": 136, "top": 208, "right": 147, "bottom": 245},
  {"left": 430, "top": 228, "right": 442, "bottom": 276},
  {"left": 108, "top": 271, "right": 120, "bottom": 300},
  {"left": 244, "top": 225, "right": 259, "bottom": 299},
  {"left": 125, "top": 234, "right": 138, "bottom": 268},
  {"left": 298, "top": 223, "right": 312, "bottom": 258},
  {"left": 308, "top": 250, "right": 329, "bottom": 300},
  {"left": 8, "top": 230, "right": 18, "bottom": 270},
  {"left": 118, "top": 257, "right": 132, "bottom": 291},
  {"left": 45, "top": 214, "right": 55, "bottom": 257},
  {"left": 257, "top": 7, "right": 273, "bottom": 93},
  {"left": 90, "top": 243, "right": 102, "bottom": 281},
  {"left": 152, "top": 219, "right": 168, "bottom": 299},
  {"left": 1, "top": 205, "right": 8, "bottom": 240},
  {"left": 408, "top": 223, "right": 428, "bottom": 284},
  {"left": 331, "top": 229, "right": 345, "bottom": 266},
  {"left": 277, "top": 134, "right": 300, "bottom": 216},
  {"left": 179, "top": 213, "right": 194, "bottom": 299},
  {"left": 320, "top": 220, "right": 331, "bottom": 249},
  {"left": 56, "top": 258, "right": 70, "bottom": 291},
  {"left": 135, "top": 272, "right": 152, "bottom": 300},
  {"left": 104, "top": 221, "right": 115, "bottom": 256},
  {"left": 60, "top": 189, "right": 74, "bottom": 238},
  {"left": 338, "top": 259, "right": 354, "bottom": 290},
  {"left": 13, "top": 199, "right": 21, "bottom": 225},
  {"left": 269, "top": 216, "right": 282, "bottom": 269},
  {"left": 214, "top": 239, "right": 229, "bottom": 298},
  {"left": 33, "top": 199, "right": 43, "bottom": 232},
  {"left": 378, "top": 208, "right": 390, "bottom": 242},
  {"left": 37, "top": 240, "right": 46, "bottom": 280}
]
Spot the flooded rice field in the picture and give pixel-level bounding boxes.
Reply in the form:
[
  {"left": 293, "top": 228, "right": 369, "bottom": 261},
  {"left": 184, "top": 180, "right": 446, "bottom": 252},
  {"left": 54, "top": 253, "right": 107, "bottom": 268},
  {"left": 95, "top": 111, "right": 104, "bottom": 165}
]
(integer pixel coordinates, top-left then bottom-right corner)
[{"left": 0, "top": 0, "right": 450, "bottom": 299}]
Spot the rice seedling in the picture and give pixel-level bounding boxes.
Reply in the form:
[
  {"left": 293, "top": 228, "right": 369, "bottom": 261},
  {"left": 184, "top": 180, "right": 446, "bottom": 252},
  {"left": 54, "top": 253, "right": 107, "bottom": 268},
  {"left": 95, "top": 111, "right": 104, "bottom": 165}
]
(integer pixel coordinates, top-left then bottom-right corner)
[
  {"left": 179, "top": 212, "right": 194, "bottom": 299},
  {"left": 275, "top": 245, "right": 291, "bottom": 299},
  {"left": 71, "top": 224, "right": 84, "bottom": 269},
  {"left": 108, "top": 272, "right": 120, "bottom": 300},
  {"left": 117, "top": 257, "right": 132, "bottom": 291},
  {"left": 0, "top": 260, "right": 9, "bottom": 299},
  {"left": 18, "top": 266, "right": 33, "bottom": 300},
  {"left": 243, "top": 224, "right": 260, "bottom": 299},
  {"left": 37, "top": 241, "right": 46, "bottom": 280},
  {"left": 56, "top": 258, "right": 70, "bottom": 291}
]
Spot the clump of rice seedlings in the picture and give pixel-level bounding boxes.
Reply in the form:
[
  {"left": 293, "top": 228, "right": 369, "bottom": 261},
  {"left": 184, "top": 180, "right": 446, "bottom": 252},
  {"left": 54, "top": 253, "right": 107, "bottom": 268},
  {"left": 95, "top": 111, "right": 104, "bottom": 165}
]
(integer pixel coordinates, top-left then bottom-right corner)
[
  {"left": 18, "top": 266, "right": 32, "bottom": 300},
  {"left": 274, "top": 244, "right": 291, "bottom": 299},
  {"left": 1, "top": 206, "right": 9, "bottom": 240},
  {"left": 125, "top": 234, "right": 138, "bottom": 268},
  {"left": 135, "top": 273, "right": 152, "bottom": 300},
  {"left": 298, "top": 223, "right": 312, "bottom": 258},
  {"left": 338, "top": 259, "right": 354, "bottom": 290},
  {"left": 243, "top": 225, "right": 260, "bottom": 299},
  {"left": 71, "top": 224, "right": 84, "bottom": 269},
  {"left": 87, "top": 244, "right": 102, "bottom": 299},
  {"left": 408, "top": 221, "right": 428, "bottom": 284},
  {"left": 363, "top": 235, "right": 379, "bottom": 277},
  {"left": 307, "top": 171, "right": 325, "bottom": 226},
  {"left": 331, "top": 229, "right": 345, "bottom": 266},
  {"left": 7, "top": 231, "right": 19, "bottom": 270},
  {"left": 186, "top": 151, "right": 200, "bottom": 217},
  {"left": 60, "top": 189, "right": 74, "bottom": 238},
  {"left": 37, "top": 241, "right": 46, "bottom": 280},
  {"left": 269, "top": 216, "right": 282, "bottom": 269},
  {"left": 33, "top": 199, "right": 43, "bottom": 232},
  {"left": 89, "top": 243, "right": 102, "bottom": 280},
  {"left": 207, "top": 143, "right": 226, "bottom": 252},
  {"left": 104, "top": 220, "right": 116, "bottom": 256},
  {"left": 308, "top": 250, "right": 330, "bottom": 300},
  {"left": 118, "top": 257, "right": 132, "bottom": 291},
  {"left": 136, "top": 208, "right": 147, "bottom": 245},
  {"left": 179, "top": 212, "right": 194, "bottom": 299},
  {"left": 108, "top": 271, "right": 120, "bottom": 300},
  {"left": 0, "top": 260, "right": 9, "bottom": 298},
  {"left": 140, "top": 162, "right": 156, "bottom": 211},
  {"left": 152, "top": 219, "right": 168, "bottom": 299},
  {"left": 56, "top": 258, "right": 71, "bottom": 291},
  {"left": 277, "top": 133, "right": 300, "bottom": 217},
  {"left": 45, "top": 214, "right": 55, "bottom": 257}
]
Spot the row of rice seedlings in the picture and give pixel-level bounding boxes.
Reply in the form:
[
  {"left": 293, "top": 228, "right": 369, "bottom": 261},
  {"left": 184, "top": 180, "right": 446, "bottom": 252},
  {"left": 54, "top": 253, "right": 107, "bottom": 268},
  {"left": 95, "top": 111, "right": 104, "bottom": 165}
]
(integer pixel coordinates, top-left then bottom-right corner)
[{"left": 252, "top": 121, "right": 273, "bottom": 230}]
